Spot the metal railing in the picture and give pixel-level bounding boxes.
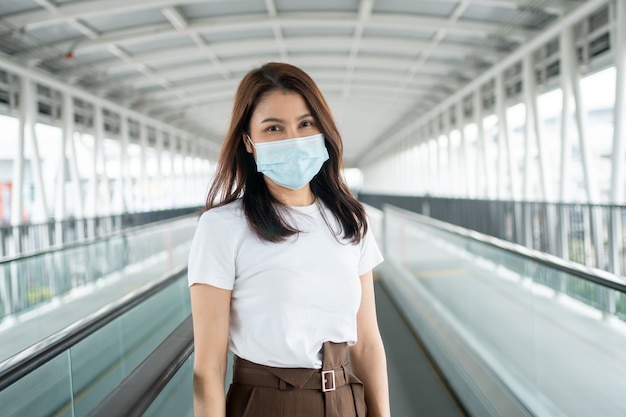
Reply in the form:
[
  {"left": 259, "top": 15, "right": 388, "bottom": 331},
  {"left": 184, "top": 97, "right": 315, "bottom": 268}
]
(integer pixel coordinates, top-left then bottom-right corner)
[
  {"left": 0, "top": 206, "right": 202, "bottom": 260},
  {"left": 360, "top": 193, "right": 626, "bottom": 278}
]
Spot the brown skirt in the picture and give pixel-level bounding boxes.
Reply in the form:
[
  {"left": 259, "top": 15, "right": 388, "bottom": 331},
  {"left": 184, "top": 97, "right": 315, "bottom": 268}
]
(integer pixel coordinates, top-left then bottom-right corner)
[{"left": 226, "top": 342, "right": 366, "bottom": 417}]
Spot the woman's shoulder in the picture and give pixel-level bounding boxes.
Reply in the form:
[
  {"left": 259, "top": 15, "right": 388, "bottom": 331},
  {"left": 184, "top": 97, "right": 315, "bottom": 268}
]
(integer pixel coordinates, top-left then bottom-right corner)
[
  {"left": 198, "top": 199, "right": 245, "bottom": 229},
  {"left": 207, "top": 198, "right": 244, "bottom": 214}
]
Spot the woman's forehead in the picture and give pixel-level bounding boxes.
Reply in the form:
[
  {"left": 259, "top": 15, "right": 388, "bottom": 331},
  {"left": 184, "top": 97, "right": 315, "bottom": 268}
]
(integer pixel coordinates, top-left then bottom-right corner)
[{"left": 252, "top": 90, "right": 310, "bottom": 119}]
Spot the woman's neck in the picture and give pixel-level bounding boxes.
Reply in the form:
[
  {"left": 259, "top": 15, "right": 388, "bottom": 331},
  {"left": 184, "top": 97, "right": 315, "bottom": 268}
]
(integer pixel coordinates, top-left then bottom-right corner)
[{"left": 266, "top": 180, "right": 316, "bottom": 206}]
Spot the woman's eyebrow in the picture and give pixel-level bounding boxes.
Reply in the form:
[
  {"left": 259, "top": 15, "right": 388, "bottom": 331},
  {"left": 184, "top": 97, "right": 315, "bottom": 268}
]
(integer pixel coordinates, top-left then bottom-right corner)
[
  {"left": 260, "top": 113, "right": 312, "bottom": 124},
  {"left": 260, "top": 117, "right": 284, "bottom": 124}
]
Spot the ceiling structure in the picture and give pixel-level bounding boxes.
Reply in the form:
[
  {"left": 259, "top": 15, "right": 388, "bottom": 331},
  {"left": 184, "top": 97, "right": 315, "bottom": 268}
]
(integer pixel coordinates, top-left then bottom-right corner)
[{"left": 0, "top": 0, "right": 585, "bottom": 166}]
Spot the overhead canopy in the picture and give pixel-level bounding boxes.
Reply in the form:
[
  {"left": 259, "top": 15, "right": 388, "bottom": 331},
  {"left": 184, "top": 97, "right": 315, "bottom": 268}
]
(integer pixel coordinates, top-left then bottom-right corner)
[{"left": 0, "top": 0, "right": 584, "bottom": 165}]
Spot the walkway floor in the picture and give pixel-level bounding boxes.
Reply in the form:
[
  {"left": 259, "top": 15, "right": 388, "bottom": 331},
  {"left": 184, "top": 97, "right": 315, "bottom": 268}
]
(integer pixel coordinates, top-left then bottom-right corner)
[{"left": 375, "top": 278, "right": 466, "bottom": 416}]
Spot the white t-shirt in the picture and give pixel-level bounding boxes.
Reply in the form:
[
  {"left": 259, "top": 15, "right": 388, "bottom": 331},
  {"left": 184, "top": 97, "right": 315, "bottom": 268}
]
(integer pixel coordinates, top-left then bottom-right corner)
[{"left": 187, "top": 198, "right": 384, "bottom": 369}]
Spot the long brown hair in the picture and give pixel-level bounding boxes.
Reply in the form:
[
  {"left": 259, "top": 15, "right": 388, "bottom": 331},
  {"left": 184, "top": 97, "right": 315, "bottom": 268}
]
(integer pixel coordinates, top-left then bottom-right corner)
[{"left": 205, "top": 62, "right": 367, "bottom": 243}]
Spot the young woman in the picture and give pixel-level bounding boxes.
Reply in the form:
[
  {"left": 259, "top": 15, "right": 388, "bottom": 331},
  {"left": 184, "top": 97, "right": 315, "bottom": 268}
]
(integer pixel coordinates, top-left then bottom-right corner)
[{"left": 188, "top": 62, "right": 390, "bottom": 417}]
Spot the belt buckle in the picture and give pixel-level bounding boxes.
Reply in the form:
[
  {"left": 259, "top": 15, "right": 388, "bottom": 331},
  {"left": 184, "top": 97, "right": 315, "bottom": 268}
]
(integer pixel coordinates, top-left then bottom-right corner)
[{"left": 321, "top": 370, "right": 336, "bottom": 392}]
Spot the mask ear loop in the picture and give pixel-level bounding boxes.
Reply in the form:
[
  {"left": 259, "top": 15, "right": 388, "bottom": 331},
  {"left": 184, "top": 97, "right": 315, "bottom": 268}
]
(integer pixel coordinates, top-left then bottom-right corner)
[{"left": 245, "top": 134, "right": 256, "bottom": 148}]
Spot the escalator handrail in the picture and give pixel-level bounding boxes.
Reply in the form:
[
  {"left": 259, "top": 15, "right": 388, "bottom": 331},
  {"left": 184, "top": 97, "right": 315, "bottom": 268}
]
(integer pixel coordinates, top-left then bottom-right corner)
[
  {"left": 86, "top": 315, "right": 194, "bottom": 417},
  {"left": 384, "top": 204, "right": 626, "bottom": 293},
  {"left": 0, "top": 266, "right": 188, "bottom": 391}
]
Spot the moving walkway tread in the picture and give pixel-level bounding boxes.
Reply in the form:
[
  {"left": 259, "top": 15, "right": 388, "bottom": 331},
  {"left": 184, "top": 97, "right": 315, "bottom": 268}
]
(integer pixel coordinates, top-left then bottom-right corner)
[{"left": 375, "top": 279, "right": 467, "bottom": 417}]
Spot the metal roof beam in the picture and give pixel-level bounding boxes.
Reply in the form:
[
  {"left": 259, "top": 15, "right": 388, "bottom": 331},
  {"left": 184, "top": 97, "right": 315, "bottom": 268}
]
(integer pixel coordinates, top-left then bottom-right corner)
[
  {"left": 9, "top": 0, "right": 221, "bottom": 30},
  {"left": 12, "top": 0, "right": 574, "bottom": 31},
  {"left": 146, "top": 83, "right": 445, "bottom": 118},
  {"left": 132, "top": 71, "right": 457, "bottom": 108},
  {"left": 161, "top": 6, "right": 189, "bottom": 31},
  {"left": 13, "top": 14, "right": 533, "bottom": 61},
  {"left": 64, "top": 36, "right": 502, "bottom": 76}
]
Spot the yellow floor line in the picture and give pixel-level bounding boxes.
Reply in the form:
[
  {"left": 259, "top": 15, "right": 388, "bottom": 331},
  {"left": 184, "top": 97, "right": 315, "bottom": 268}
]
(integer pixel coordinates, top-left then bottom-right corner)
[{"left": 414, "top": 268, "right": 466, "bottom": 279}]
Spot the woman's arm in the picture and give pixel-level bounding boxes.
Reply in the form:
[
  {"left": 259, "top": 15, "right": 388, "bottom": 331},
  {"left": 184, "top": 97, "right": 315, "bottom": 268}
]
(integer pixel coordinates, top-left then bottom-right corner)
[
  {"left": 348, "top": 270, "right": 391, "bottom": 417},
  {"left": 190, "top": 284, "right": 232, "bottom": 417}
]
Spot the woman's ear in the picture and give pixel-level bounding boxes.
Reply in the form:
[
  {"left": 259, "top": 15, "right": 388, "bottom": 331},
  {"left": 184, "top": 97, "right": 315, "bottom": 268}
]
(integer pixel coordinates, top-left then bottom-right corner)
[{"left": 243, "top": 133, "right": 253, "bottom": 154}]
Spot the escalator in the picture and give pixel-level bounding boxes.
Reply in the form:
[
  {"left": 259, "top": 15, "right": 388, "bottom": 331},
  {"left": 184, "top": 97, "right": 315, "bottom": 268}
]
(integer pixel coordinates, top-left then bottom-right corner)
[
  {"left": 82, "top": 278, "right": 467, "bottom": 417},
  {"left": 0, "top": 212, "right": 198, "bottom": 417},
  {"left": 0, "top": 268, "right": 190, "bottom": 417},
  {"left": 3, "top": 203, "right": 625, "bottom": 417}
]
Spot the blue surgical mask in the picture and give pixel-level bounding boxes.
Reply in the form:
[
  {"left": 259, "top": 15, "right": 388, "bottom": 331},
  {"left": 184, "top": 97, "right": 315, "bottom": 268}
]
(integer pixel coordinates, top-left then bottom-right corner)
[{"left": 248, "top": 133, "right": 329, "bottom": 190}]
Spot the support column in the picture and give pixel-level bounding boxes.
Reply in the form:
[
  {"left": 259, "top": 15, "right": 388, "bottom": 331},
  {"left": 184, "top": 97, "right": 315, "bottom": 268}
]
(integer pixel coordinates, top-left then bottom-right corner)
[
  {"left": 24, "top": 82, "right": 49, "bottom": 224},
  {"left": 456, "top": 101, "right": 469, "bottom": 198},
  {"left": 400, "top": 140, "right": 405, "bottom": 194},
  {"left": 56, "top": 92, "right": 72, "bottom": 245},
  {"left": 563, "top": 28, "right": 597, "bottom": 203},
  {"left": 10, "top": 78, "right": 28, "bottom": 255},
  {"left": 155, "top": 130, "right": 164, "bottom": 209},
  {"left": 434, "top": 118, "right": 442, "bottom": 194},
  {"left": 442, "top": 110, "right": 451, "bottom": 197},
  {"left": 139, "top": 122, "right": 149, "bottom": 211},
  {"left": 446, "top": 109, "right": 456, "bottom": 196},
  {"left": 89, "top": 106, "right": 101, "bottom": 220},
  {"left": 563, "top": 26, "right": 603, "bottom": 268},
  {"left": 522, "top": 55, "right": 536, "bottom": 201},
  {"left": 474, "top": 89, "right": 487, "bottom": 198},
  {"left": 524, "top": 54, "right": 550, "bottom": 201},
  {"left": 408, "top": 140, "right": 414, "bottom": 195},
  {"left": 119, "top": 115, "right": 130, "bottom": 214},
  {"left": 67, "top": 128, "right": 84, "bottom": 220},
  {"left": 611, "top": 0, "right": 626, "bottom": 204},
  {"left": 420, "top": 137, "right": 428, "bottom": 196},
  {"left": 11, "top": 79, "right": 26, "bottom": 227},
  {"left": 190, "top": 139, "right": 199, "bottom": 205},
  {"left": 425, "top": 125, "right": 432, "bottom": 195},
  {"left": 524, "top": 53, "right": 557, "bottom": 254},
  {"left": 555, "top": 29, "right": 577, "bottom": 261},
  {"left": 609, "top": 0, "right": 626, "bottom": 275},
  {"left": 521, "top": 57, "right": 536, "bottom": 248},
  {"left": 168, "top": 131, "right": 176, "bottom": 207},
  {"left": 180, "top": 140, "right": 189, "bottom": 206},
  {"left": 495, "top": 72, "right": 514, "bottom": 200},
  {"left": 96, "top": 107, "right": 111, "bottom": 219},
  {"left": 394, "top": 142, "right": 402, "bottom": 194}
]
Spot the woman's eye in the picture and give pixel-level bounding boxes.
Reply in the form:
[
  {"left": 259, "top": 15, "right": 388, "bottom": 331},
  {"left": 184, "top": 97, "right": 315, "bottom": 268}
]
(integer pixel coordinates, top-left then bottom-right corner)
[
  {"left": 267, "top": 125, "right": 281, "bottom": 132},
  {"left": 301, "top": 120, "right": 313, "bottom": 127}
]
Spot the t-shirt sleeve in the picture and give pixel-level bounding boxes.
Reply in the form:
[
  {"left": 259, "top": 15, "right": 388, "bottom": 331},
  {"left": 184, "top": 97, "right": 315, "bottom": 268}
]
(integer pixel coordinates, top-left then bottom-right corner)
[
  {"left": 187, "top": 210, "right": 236, "bottom": 289},
  {"left": 358, "top": 225, "right": 384, "bottom": 276}
]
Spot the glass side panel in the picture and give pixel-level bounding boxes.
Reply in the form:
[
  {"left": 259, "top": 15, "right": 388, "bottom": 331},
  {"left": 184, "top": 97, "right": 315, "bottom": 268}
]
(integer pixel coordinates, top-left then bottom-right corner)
[
  {"left": 0, "top": 274, "right": 191, "bottom": 417},
  {"left": 384, "top": 208, "right": 626, "bottom": 417},
  {"left": 0, "top": 351, "right": 73, "bottom": 417},
  {"left": 0, "top": 215, "right": 196, "bottom": 362},
  {"left": 143, "top": 353, "right": 194, "bottom": 417},
  {"left": 142, "top": 340, "right": 235, "bottom": 416}
]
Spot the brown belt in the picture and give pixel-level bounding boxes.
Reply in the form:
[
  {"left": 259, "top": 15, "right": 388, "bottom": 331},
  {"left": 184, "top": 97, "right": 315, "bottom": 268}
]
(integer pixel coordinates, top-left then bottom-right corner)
[{"left": 233, "top": 357, "right": 350, "bottom": 392}]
